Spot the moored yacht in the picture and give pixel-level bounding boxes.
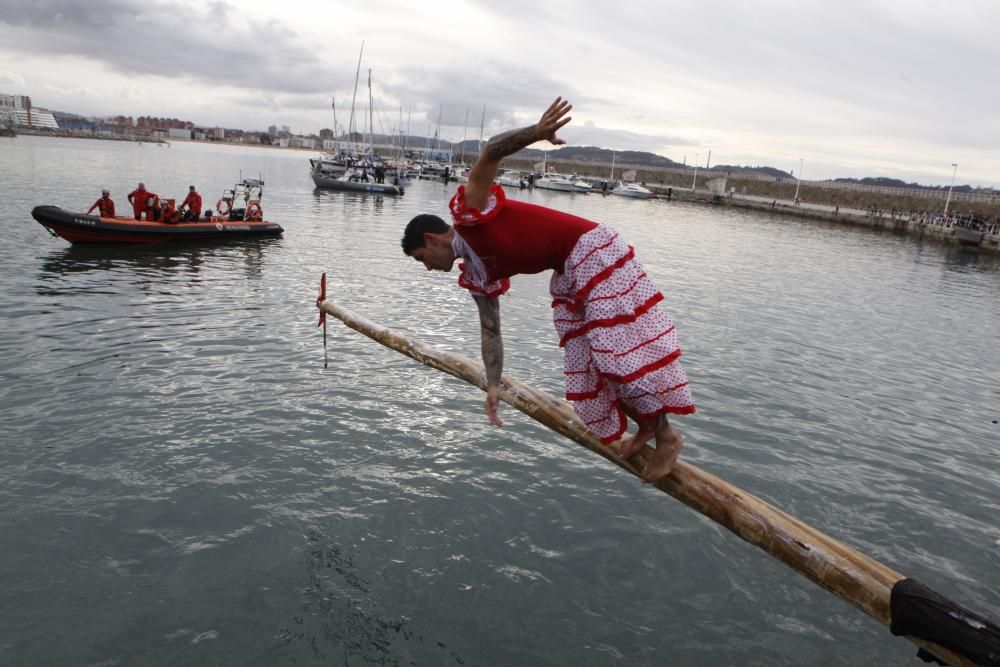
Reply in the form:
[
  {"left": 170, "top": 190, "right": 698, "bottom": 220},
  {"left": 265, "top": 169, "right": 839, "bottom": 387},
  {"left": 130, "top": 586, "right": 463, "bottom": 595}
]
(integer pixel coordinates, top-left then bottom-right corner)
[
  {"left": 496, "top": 170, "right": 527, "bottom": 188},
  {"left": 535, "top": 173, "right": 576, "bottom": 192},
  {"left": 611, "top": 181, "right": 653, "bottom": 199},
  {"left": 568, "top": 174, "right": 593, "bottom": 193}
]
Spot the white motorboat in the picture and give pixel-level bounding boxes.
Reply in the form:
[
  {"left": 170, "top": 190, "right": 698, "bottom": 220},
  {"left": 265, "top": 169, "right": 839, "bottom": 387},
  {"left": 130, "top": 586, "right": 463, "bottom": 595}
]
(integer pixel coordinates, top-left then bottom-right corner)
[
  {"left": 535, "top": 174, "right": 576, "bottom": 192},
  {"left": 496, "top": 170, "right": 527, "bottom": 189},
  {"left": 611, "top": 182, "right": 653, "bottom": 199},
  {"left": 568, "top": 174, "right": 593, "bottom": 193}
]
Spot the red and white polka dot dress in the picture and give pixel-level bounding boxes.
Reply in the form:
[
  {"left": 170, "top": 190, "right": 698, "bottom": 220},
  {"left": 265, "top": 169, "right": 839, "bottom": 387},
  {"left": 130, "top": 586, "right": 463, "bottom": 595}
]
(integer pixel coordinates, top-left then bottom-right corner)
[
  {"left": 448, "top": 185, "right": 694, "bottom": 444},
  {"left": 550, "top": 226, "right": 695, "bottom": 443}
]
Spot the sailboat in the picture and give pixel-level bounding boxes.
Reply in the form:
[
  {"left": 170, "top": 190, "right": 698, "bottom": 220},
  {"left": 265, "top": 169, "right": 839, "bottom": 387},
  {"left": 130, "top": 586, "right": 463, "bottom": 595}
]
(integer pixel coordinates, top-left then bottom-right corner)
[{"left": 311, "top": 45, "right": 403, "bottom": 195}]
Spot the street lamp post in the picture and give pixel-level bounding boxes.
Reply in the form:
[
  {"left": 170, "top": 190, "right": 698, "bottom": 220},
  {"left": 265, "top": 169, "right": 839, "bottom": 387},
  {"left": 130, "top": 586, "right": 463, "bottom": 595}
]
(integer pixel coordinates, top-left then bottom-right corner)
[
  {"left": 692, "top": 153, "right": 699, "bottom": 191},
  {"left": 793, "top": 158, "right": 804, "bottom": 203},
  {"left": 944, "top": 163, "right": 958, "bottom": 216}
]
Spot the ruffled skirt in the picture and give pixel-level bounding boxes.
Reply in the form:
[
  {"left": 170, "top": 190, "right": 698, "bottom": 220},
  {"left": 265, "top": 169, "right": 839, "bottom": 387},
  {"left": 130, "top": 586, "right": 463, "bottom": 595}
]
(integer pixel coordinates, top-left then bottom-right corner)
[{"left": 550, "top": 225, "right": 695, "bottom": 443}]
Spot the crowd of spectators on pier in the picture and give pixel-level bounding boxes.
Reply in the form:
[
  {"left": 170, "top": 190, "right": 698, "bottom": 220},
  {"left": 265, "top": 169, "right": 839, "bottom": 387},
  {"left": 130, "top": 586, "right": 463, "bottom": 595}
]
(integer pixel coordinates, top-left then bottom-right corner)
[{"left": 863, "top": 204, "right": 999, "bottom": 235}]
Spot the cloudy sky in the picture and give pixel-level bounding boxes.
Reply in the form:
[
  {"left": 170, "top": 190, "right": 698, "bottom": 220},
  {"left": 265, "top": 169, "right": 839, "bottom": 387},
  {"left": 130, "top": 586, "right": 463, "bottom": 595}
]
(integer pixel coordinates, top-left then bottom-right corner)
[{"left": 1, "top": 0, "right": 997, "bottom": 186}]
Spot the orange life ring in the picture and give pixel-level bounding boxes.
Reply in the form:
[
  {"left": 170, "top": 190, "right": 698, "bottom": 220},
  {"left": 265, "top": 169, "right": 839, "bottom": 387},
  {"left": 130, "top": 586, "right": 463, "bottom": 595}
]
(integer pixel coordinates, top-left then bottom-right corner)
[
  {"left": 247, "top": 201, "right": 263, "bottom": 220},
  {"left": 216, "top": 198, "right": 231, "bottom": 216}
]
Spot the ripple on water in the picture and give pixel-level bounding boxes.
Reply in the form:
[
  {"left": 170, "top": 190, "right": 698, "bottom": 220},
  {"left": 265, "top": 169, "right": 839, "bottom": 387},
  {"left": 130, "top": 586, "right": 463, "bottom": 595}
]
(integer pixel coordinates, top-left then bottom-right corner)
[{"left": 0, "top": 139, "right": 998, "bottom": 665}]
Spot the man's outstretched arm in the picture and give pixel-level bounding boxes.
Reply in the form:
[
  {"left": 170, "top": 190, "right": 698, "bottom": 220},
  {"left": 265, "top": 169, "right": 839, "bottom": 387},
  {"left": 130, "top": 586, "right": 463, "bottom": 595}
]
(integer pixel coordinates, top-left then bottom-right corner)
[
  {"left": 473, "top": 294, "right": 504, "bottom": 426},
  {"left": 463, "top": 97, "right": 573, "bottom": 211}
]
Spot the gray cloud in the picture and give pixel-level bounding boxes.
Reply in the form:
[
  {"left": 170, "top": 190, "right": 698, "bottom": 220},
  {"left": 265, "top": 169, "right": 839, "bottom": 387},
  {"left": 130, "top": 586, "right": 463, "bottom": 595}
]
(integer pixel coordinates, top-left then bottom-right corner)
[
  {"left": 0, "top": 0, "right": 335, "bottom": 95},
  {"left": 2, "top": 0, "right": 997, "bottom": 183}
]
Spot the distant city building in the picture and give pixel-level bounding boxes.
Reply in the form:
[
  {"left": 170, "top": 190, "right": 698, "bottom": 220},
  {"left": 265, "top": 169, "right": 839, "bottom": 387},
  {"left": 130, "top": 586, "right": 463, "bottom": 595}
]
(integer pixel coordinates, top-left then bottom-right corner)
[
  {"left": 267, "top": 124, "right": 278, "bottom": 137},
  {"left": 319, "top": 128, "right": 334, "bottom": 140},
  {"left": 242, "top": 132, "right": 269, "bottom": 145},
  {"left": 210, "top": 127, "right": 224, "bottom": 140},
  {"left": 137, "top": 116, "right": 193, "bottom": 130},
  {"left": 0, "top": 93, "right": 59, "bottom": 129},
  {"left": 106, "top": 115, "right": 135, "bottom": 128},
  {"left": 168, "top": 127, "right": 192, "bottom": 140}
]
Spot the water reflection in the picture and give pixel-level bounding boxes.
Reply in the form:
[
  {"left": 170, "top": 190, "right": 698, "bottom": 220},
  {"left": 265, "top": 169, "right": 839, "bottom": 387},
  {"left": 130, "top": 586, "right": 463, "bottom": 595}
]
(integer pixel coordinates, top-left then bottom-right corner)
[
  {"left": 311, "top": 188, "right": 388, "bottom": 214},
  {"left": 939, "top": 245, "right": 1000, "bottom": 274},
  {"left": 36, "top": 238, "right": 280, "bottom": 283}
]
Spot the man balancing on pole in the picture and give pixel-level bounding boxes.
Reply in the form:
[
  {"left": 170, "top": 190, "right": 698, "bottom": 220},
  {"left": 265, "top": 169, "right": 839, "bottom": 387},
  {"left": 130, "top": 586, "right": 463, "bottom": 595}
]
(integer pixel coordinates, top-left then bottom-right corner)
[{"left": 401, "top": 97, "right": 695, "bottom": 482}]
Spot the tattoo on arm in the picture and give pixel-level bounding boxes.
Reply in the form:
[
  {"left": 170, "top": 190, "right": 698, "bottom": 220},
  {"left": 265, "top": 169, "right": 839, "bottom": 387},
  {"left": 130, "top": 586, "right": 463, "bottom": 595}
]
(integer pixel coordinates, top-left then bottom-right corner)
[
  {"left": 473, "top": 295, "right": 504, "bottom": 387},
  {"left": 485, "top": 125, "right": 539, "bottom": 162}
]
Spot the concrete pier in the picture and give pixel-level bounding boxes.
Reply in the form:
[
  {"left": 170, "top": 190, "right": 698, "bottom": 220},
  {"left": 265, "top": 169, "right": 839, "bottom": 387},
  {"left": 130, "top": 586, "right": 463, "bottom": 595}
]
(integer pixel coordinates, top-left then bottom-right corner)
[{"left": 645, "top": 185, "right": 1000, "bottom": 253}]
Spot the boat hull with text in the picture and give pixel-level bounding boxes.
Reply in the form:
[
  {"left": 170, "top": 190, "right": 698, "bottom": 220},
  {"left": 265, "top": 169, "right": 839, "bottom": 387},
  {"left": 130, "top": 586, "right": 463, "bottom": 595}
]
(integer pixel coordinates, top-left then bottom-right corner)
[
  {"left": 31, "top": 206, "right": 284, "bottom": 244},
  {"left": 311, "top": 172, "right": 403, "bottom": 194}
]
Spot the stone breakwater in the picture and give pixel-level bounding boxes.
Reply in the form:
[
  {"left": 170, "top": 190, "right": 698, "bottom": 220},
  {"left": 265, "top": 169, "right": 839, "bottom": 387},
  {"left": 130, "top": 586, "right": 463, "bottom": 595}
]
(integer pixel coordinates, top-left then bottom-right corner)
[
  {"left": 504, "top": 157, "right": 1000, "bottom": 219},
  {"left": 501, "top": 157, "right": 999, "bottom": 253},
  {"left": 656, "top": 186, "right": 1000, "bottom": 253}
]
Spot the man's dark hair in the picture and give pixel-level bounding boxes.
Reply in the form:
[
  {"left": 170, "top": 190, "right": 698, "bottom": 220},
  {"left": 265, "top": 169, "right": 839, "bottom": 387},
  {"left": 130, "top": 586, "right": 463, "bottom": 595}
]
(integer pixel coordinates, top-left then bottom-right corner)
[{"left": 401, "top": 214, "right": 450, "bottom": 255}]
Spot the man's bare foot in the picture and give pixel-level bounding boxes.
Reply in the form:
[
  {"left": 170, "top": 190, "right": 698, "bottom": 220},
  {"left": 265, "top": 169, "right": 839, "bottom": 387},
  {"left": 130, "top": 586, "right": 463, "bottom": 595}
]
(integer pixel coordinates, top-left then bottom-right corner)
[
  {"left": 641, "top": 423, "right": 684, "bottom": 483},
  {"left": 619, "top": 427, "right": 653, "bottom": 459}
]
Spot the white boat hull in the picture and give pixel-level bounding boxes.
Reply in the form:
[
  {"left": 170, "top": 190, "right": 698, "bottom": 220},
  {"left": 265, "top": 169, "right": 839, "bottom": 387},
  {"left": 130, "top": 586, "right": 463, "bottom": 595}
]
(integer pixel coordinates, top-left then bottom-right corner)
[
  {"left": 535, "top": 179, "right": 575, "bottom": 192},
  {"left": 612, "top": 183, "right": 653, "bottom": 199}
]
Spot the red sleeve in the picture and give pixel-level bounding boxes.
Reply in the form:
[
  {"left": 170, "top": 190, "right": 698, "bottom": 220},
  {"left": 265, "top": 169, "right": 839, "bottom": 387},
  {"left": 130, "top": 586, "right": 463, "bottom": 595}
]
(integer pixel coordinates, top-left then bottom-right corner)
[
  {"left": 87, "top": 199, "right": 100, "bottom": 214},
  {"left": 448, "top": 184, "right": 506, "bottom": 226},
  {"left": 457, "top": 270, "right": 510, "bottom": 298}
]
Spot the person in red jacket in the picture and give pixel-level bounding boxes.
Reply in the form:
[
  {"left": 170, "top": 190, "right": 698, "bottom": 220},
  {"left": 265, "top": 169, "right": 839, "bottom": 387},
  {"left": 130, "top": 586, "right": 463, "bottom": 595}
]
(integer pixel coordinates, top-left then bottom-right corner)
[
  {"left": 87, "top": 189, "right": 116, "bottom": 218},
  {"left": 127, "top": 182, "right": 154, "bottom": 220},
  {"left": 400, "top": 98, "right": 695, "bottom": 483},
  {"left": 160, "top": 198, "right": 180, "bottom": 224},
  {"left": 180, "top": 185, "right": 202, "bottom": 221}
]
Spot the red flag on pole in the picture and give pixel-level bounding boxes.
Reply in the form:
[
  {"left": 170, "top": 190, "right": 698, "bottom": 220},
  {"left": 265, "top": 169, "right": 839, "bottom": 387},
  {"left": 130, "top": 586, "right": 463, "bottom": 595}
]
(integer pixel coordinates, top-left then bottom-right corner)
[{"left": 317, "top": 272, "right": 326, "bottom": 326}]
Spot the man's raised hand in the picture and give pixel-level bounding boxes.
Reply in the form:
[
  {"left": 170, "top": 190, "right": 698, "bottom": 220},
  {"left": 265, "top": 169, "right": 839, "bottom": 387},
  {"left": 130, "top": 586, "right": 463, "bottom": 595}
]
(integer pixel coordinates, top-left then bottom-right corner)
[{"left": 536, "top": 97, "right": 573, "bottom": 145}]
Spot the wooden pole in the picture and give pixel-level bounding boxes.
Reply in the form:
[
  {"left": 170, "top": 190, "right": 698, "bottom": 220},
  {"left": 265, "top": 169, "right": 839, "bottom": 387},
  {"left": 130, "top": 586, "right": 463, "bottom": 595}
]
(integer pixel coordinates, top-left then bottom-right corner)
[{"left": 319, "top": 297, "right": 980, "bottom": 666}]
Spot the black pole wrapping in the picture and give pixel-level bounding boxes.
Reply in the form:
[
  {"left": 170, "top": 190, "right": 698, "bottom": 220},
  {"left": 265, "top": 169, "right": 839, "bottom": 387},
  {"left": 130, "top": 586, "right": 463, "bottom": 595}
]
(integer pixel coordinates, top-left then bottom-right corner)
[{"left": 890, "top": 578, "right": 1000, "bottom": 666}]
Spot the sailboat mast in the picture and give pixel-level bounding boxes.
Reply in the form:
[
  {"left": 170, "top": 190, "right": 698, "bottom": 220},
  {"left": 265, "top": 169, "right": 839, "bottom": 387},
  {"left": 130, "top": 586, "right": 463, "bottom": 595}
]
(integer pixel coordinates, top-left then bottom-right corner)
[
  {"left": 397, "top": 106, "right": 403, "bottom": 157},
  {"left": 459, "top": 108, "right": 469, "bottom": 164},
  {"left": 331, "top": 97, "right": 338, "bottom": 143},
  {"left": 348, "top": 41, "right": 364, "bottom": 150},
  {"left": 367, "top": 68, "right": 373, "bottom": 156},
  {"left": 478, "top": 104, "right": 486, "bottom": 153},
  {"left": 610, "top": 150, "right": 616, "bottom": 181},
  {"left": 433, "top": 105, "right": 442, "bottom": 153}
]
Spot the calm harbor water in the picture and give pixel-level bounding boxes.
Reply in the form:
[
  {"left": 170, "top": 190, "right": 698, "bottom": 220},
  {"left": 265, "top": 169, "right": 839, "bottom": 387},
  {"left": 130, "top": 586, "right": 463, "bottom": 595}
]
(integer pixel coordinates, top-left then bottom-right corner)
[{"left": 1, "top": 136, "right": 998, "bottom": 666}]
